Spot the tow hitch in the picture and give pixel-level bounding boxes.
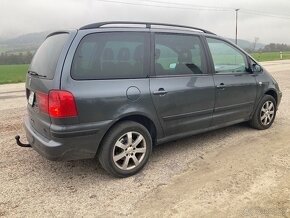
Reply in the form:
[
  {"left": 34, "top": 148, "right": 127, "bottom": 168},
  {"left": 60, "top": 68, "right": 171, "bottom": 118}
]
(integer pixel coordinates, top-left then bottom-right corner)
[{"left": 15, "top": 135, "right": 31, "bottom": 147}]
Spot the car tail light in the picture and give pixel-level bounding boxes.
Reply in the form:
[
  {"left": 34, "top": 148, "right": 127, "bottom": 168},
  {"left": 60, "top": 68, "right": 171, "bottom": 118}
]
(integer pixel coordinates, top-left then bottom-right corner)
[
  {"left": 48, "top": 90, "right": 78, "bottom": 118},
  {"left": 36, "top": 92, "right": 49, "bottom": 114},
  {"left": 36, "top": 90, "right": 77, "bottom": 118}
]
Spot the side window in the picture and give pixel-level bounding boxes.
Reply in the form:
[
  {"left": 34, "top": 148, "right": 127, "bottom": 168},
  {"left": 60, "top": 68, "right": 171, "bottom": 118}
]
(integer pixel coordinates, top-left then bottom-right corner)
[
  {"left": 206, "top": 38, "right": 248, "bottom": 74},
  {"left": 71, "top": 32, "right": 148, "bottom": 79},
  {"left": 155, "top": 34, "right": 206, "bottom": 76}
]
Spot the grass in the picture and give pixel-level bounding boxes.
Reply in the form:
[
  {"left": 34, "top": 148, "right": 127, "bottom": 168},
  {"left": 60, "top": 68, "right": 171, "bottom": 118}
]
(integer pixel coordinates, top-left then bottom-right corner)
[
  {"left": 250, "top": 51, "right": 290, "bottom": 62},
  {"left": 0, "top": 51, "right": 290, "bottom": 85},
  {"left": 0, "top": 64, "right": 29, "bottom": 84}
]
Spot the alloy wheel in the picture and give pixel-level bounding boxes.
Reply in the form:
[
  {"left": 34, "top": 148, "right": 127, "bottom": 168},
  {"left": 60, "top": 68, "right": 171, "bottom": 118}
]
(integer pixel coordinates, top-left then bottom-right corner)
[
  {"left": 260, "top": 100, "right": 275, "bottom": 126},
  {"left": 112, "top": 131, "right": 147, "bottom": 170}
]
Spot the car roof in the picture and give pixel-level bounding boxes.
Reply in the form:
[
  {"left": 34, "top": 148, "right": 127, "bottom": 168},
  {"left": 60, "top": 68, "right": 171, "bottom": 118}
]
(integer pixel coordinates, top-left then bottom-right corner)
[{"left": 79, "top": 21, "right": 216, "bottom": 35}]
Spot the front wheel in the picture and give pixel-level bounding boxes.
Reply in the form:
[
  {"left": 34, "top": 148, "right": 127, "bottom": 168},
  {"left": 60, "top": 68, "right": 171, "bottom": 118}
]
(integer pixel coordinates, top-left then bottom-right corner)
[
  {"left": 249, "top": 95, "right": 277, "bottom": 130},
  {"left": 98, "top": 121, "right": 152, "bottom": 177}
]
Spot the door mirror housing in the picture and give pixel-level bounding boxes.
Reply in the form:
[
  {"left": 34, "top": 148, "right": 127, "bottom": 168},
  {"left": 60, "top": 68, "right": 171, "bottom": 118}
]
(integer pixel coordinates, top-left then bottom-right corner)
[{"left": 252, "top": 64, "right": 262, "bottom": 73}]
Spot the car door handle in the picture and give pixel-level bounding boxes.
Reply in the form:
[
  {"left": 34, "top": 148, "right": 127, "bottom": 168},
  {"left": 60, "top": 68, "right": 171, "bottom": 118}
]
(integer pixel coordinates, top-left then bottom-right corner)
[
  {"left": 153, "top": 88, "right": 168, "bottom": 95},
  {"left": 217, "top": 83, "right": 226, "bottom": 90}
]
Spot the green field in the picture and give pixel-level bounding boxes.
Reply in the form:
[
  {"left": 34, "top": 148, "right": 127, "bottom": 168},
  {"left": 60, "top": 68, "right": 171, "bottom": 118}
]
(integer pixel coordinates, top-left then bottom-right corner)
[
  {"left": 0, "top": 51, "right": 290, "bottom": 85},
  {"left": 0, "top": 64, "right": 28, "bottom": 84},
  {"left": 250, "top": 51, "right": 290, "bottom": 62}
]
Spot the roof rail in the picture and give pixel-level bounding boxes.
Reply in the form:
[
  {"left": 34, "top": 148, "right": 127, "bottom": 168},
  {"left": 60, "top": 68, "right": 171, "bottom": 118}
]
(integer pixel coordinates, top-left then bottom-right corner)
[{"left": 79, "top": 21, "right": 215, "bottom": 35}]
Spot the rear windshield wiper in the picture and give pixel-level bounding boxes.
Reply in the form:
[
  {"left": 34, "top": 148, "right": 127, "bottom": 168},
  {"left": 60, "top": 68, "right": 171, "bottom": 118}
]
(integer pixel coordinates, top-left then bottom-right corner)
[{"left": 28, "top": 71, "right": 47, "bottom": 78}]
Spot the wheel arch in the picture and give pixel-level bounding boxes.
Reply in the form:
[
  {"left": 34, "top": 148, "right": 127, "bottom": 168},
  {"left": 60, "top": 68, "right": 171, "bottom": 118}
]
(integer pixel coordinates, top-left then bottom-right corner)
[
  {"left": 116, "top": 114, "right": 158, "bottom": 144},
  {"left": 96, "top": 113, "right": 160, "bottom": 156},
  {"left": 264, "top": 89, "right": 278, "bottom": 104},
  {"left": 251, "top": 88, "right": 278, "bottom": 120}
]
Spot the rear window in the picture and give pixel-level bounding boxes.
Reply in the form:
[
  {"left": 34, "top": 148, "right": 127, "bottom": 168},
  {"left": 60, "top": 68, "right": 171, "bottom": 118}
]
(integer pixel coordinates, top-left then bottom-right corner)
[
  {"left": 71, "top": 32, "right": 148, "bottom": 80},
  {"left": 29, "top": 33, "right": 69, "bottom": 79}
]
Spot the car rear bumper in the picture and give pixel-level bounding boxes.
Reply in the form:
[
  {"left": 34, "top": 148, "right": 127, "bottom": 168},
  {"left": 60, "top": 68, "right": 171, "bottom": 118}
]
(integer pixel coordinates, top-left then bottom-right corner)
[{"left": 24, "top": 116, "right": 111, "bottom": 161}]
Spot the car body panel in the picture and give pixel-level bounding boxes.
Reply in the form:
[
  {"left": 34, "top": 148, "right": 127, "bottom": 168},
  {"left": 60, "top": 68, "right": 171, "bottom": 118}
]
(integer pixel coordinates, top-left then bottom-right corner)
[
  {"left": 212, "top": 73, "right": 257, "bottom": 126},
  {"left": 150, "top": 75, "right": 215, "bottom": 136},
  {"left": 22, "top": 25, "right": 282, "bottom": 161}
]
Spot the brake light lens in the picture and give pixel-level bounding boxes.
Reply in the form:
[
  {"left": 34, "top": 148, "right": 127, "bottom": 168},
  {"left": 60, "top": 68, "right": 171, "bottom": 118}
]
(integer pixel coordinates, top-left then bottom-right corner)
[
  {"left": 36, "top": 90, "right": 77, "bottom": 118},
  {"left": 48, "top": 90, "right": 78, "bottom": 118},
  {"left": 36, "top": 92, "right": 49, "bottom": 114}
]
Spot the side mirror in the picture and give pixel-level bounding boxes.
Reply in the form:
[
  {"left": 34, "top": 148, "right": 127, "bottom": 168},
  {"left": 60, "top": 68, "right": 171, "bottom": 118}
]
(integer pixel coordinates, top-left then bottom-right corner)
[{"left": 252, "top": 64, "right": 262, "bottom": 73}]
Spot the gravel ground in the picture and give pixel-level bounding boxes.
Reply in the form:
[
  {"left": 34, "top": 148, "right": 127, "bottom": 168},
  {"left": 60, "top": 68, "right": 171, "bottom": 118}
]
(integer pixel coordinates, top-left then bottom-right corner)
[{"left": 0, "top": 60, "right": 289, "bottom": 217}]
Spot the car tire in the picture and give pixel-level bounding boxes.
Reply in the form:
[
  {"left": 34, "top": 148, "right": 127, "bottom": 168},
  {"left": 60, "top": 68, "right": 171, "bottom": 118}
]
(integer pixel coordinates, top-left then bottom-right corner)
[
  {"left": 98, "top": 121, "right": 152, "bottom": 177},
  {"left": 249, "top": 95, "right": 277, "bottom": 130}
]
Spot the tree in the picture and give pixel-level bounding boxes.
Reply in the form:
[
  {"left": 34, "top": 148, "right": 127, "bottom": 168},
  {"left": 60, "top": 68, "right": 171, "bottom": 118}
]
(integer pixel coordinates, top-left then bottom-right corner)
[{"left": 0, "top": 51, "right": 34, "bottom": 65}]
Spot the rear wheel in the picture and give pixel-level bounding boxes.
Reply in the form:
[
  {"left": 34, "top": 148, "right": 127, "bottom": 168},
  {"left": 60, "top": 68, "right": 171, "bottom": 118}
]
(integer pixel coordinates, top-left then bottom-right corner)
[
  {"left": 98, "top": 121, "right": 152, "bottom": 177},
  {"left": 249, "top": 95, "right": 276, "bottom": 130}
]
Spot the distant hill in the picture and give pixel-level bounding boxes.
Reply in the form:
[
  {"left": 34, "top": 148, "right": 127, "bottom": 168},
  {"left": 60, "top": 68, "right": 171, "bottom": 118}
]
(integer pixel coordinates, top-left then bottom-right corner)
[
  {"left": 0, "top": 31, "right": 49, "bottom": 54},
  {"left": 227, "top": 38, "right": 265, "bottom": 50}
]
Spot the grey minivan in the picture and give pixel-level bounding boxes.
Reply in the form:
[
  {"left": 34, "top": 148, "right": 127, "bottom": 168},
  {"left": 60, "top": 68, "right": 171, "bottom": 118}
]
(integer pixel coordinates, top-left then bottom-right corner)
[{"left": 16, "top": 22, "right": 282, "bottom": 177}]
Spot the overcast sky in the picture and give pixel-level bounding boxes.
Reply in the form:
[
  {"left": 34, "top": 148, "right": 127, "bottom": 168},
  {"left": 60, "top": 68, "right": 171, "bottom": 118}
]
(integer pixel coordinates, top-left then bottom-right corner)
[{"left": 1, "top": 0, "right": 290, "bottom": 44}]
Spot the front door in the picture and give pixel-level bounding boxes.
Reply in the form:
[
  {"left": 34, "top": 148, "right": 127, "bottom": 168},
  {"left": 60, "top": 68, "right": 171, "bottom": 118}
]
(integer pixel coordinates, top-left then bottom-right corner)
[
  {"left": 206, "top": 37, "right": 257, "bottom": 126},
  {"left": 150, "top": 33, "right": 215, "bottom": 136}
]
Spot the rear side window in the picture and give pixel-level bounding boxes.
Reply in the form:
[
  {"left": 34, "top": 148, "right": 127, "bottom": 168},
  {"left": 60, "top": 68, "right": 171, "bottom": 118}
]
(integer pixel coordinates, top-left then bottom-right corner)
[
  {"left": 71, "top": 32, "right": 148, "bottom": 80},
  {"left": 155, "top": 33, "right": 206, "bottom": 76},
  {"left": 206, "top": 38, "right": 248, "bottom": 74},
  {"left": 30, "top": 33, "right": 69, "bottom": 79}
]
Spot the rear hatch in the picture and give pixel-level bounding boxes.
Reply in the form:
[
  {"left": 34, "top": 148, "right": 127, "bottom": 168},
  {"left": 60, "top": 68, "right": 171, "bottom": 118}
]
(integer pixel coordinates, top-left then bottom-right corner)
[{"left": 26, "top": 31, "right": 76, "bottom": 138}]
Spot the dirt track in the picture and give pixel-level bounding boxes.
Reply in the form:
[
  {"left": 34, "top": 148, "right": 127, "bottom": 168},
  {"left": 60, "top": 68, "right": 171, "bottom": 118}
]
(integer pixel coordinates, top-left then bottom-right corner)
[{"left": 0, "top": 60, "right": 289, "bottom": 217}]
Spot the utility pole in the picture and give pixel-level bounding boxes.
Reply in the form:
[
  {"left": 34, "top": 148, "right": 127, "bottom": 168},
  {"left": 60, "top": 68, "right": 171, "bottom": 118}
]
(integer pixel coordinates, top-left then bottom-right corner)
[{"left": 235, "top": 9, "right": 240, "bottom": 45}]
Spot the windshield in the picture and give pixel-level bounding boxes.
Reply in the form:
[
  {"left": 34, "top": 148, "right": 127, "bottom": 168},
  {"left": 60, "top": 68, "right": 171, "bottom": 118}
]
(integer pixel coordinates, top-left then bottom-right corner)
[{"left": 29, "top": 33, "right": 69, "bottom": 79}]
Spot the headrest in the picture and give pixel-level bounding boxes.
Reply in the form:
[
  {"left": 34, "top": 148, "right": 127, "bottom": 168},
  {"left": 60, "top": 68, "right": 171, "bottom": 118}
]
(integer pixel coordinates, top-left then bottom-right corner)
[
  {"left": 178, "top": 49, "right": 192, "bottom": 63},
  {"left": 117, "top": 47, "right": 130, "bottom": 61},
  {"left": 134, "top": 45, "right": 144, "bottom": 62},
  {"left": 102, "top": 48, "right": 114, "bottom": 61},
  {"left": 155, "top": 49, "right": 161, "bottom": 60}
]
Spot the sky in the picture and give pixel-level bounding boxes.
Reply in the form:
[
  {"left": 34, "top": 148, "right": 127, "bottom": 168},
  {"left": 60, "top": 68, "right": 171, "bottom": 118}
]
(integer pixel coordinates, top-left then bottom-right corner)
[{"left": 1, "top": 0, "right": 290, "bottom": 44}]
